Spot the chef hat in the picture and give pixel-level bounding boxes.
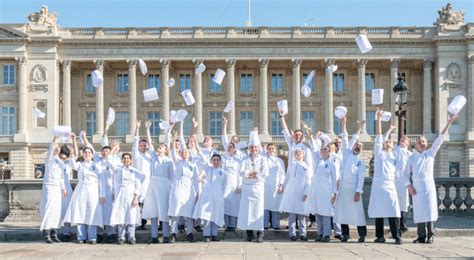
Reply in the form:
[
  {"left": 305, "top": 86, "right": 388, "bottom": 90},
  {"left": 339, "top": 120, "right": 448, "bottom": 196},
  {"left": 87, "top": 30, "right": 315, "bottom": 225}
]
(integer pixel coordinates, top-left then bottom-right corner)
[
  {"left": 334, "top": 106, "right": 347, "bottom": 119},
  {"left": 91, "top": 69, "right": 103, "bottom": 87},
  {"left": 159, "top": 119, "right": 170, "bottom": 131},
  {"left": 181, "top": 89, "right": 196, "bottom": 106},
  {"left": 301, "top": 84, "right": 311, "bottom": 98},
  {"left": 52, "top": 125, "right": 71, "bottom": 138},
  {"left": 106, "top": 107, "right": 115, "bottom": 125},
  {"left": 138, "top": 59, "right": 148, "bottom": 75},
  {"left": 248, "top": 131, "right": 261, "bottom": 147},
  {"left": 176, "top": 109, "right": 188, "bottom": 122},
  {"left": 235, "top": 141, "right": 248, "bottom": 150},
  {"left": 277, "top": 100, "right": 288, "bottom": 116},
  {"left": 224, "top": 101, "right": 234, "bottom": 113},
  {"left": 355, "top": 34, "right": 373, "bottom": 54},
  {"left": 328, "top": 64, "right": 338, "bottom": 73},
  {"left": 371, "top": 89, "right": 384, "bottom": 105},
  {"left": 166, "top": 78, "right": 175, "bottom": 88},
  {"left": 319, "top": 134, "right": 332, "bottom": 147},
  {"left": 304, "top": 70, "right": 315, "bottom": 86},
  {"left": 376, "top": 111, "right": 392, "bottom": 122},
  {"left": 169, "top": 110, "right": 178, "bottom": 124},
  {"left": 212, "top": 69, "right": 226, "bottom": 85},
  {"left": 32, "top": 107, "right": 45, "bottom": 119},
  {"left": 143, "top": 88, "right": 159, "bottom": 102},
  {"left": 195, "top": 63, "right": 206, "bottom": 74},
  {"left": 447, "top": 95, "right": 466, "bottom": 115}
]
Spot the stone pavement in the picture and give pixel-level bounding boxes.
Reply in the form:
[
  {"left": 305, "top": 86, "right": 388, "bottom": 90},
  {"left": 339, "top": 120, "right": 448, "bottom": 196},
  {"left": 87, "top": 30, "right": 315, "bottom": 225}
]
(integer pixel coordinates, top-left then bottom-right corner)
[{"left": 0, "top": 237, "right": 473, "bottom": 259}]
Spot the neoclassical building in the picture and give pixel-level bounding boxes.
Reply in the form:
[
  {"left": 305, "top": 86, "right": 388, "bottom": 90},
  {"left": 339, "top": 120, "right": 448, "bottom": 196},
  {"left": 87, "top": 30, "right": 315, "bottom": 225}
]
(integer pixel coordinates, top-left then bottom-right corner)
[{"left": 0, "top": 4, "right": 473, "bottom": 179}]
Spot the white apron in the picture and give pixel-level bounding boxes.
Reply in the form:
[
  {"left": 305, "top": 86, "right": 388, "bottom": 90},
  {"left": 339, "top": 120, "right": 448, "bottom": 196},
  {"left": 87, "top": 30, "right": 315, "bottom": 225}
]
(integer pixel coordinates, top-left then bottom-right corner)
[
  {"left": 168, "top": 160, "right": 199, "bottom": 218},
  {"left": 142, "top": 154, "right": 174, "bottom": 222},
  {"left": 96, "top": 157, "right": 119, "bottom": 226},
  {"left": 237, "top": 155, "right": 268, "bottom": 231},
  {"left": 193, "top": 166, "right": 226, "bottom": 226},
  {"left": 279, "top": 161, "right": 310, "bottom": 215},
  {"left": 58, "top": 160, "right": 73, "bottom": 221},
  {"left": 222, "top": 154, "right": 241, "bottom": 217},
  {"left": 264, "top": 155, "right": 285, "bottom": 212},
  {"left": 394, "top": 146, "right": 412, "bottom": 212},
  {"left": 132, "top": 137, "right": 152, "bottom": 203},
  {"left": 110, "top": 166, "right": 141, "bottom": 225},
  {"left": 40, "top": 153, "right": 66, "bottom": 231},
  {"left": 305, "top": 158, "right": 337, "bottom": 217}
]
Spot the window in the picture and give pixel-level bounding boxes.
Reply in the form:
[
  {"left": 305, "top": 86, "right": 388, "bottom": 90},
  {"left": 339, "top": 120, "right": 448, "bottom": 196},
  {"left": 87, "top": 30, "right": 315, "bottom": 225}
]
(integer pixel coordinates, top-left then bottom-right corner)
[
  {"left": 302, "top": 111, "right": 316, "bottom": 132},
  {"left": 85, "top": 74, "right": 95, "bottom": 93},
  {"left": 240, "top": 74, "right": 253, "bottom": 93},
  {"left": 183, "top": 114, "right": 192, "bottom": 136},
  {"left": 179, "top": 74, "right": 191, "bottom": 92},
  {"left": 334, "top": 120, "right": 341, "bottom": 135},
  {"left": 271, "top": 74, "right": 284, "bottom": 94},
  {"left": 365, "top": 73, "right": 376, "bottom": 92},
  {"left": 302, "top": 73, "right": 315, "bottom": 92},
  {"left": 270, "top": 112, "right": 282, "bottom": 135},
  {"left": 148, "top": 74, "right": 160, "bottom": 93},
  {"left": 0, "top": 107, "right": 15, "bottom": 135},
  {"left": 117, "top": 74, "right": 128, "bottom": 93},
  {"left": 3, "top": 65, "right": 15, "bottom": 85},
  {"left": 239, "top": 112, "right": 253, "bottom": 135},
  {"left": 85, "top": 112, "right": 96, "bottom": 136},
  {"left": 209, "top": 112, "right": 222, "bottom": 135},
  {"left": 366, "top": 111, "right": 376, "bottom": 135},
  {"left": 209, "top": 74, "right": 222, "bottom": 93},
  {"left": 147, "top": 112, "right": 161, "bottom": 136},
  {"left": 115, "top": 112, "right": 129, "bottom": 136},
  {"left": 333, "top": 73, "right": 345, "bottom": 93}
]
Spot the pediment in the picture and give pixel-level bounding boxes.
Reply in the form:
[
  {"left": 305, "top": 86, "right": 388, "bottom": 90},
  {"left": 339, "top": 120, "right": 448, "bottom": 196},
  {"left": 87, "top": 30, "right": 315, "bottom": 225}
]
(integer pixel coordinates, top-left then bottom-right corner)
[{"left": 0, "top": 26, "right": 28, "bottom": 39}]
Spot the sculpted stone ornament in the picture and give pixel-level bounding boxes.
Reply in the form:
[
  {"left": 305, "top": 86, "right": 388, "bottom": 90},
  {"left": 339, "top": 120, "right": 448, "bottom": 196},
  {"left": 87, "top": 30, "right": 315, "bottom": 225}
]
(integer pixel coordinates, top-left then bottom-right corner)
[
  {"left": 443, "top": 62, "right": 462, "bottom": 90},
  {"left": 27, "top": 5, "right": 58, "bottom": 34},
  {"left": 32, "top": 64, "right": 47, "bottom": 83},
  {"left": 434, "top": 3, "right": 465, "bottom": 32}
]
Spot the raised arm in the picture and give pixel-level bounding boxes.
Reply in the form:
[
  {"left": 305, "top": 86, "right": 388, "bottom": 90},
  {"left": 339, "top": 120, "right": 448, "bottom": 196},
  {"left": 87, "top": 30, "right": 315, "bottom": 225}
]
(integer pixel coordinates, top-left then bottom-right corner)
[
  {"left": 179, "top": 120, "right": 186, "bottom": 149},
  {"left": 164, "top": 122, "right": 175, "bottom": 148},
  {"left": 46, "top": 136, "right": 60, "bottom": 165},
  {"left": 384, "top": 123, "right": 397, "bottom": 142},
  {"left": 101, "top": 122, "right": 111, "bottom": 147},
  {"left": 170, "top": 131, "right": 179, "bottom": 164},
  {"left": 221, "top": 116, "right": 230, "bottom": 150},
  {"left": 69, "top": 133, "right": 80, "bottom": 170},
  {"left": 145, "top": 120, "right": 154, "bottom": 151},
  {"left": 132, "top": 120, "right": 141, "bottom": 160},
  {"left": 280, "top": 114, "right": 292, "bottom": 148},
  {"left": 189, "top": 117, "right": 198, "bottom": 140},
  {"left": 376, "top": 108, "right": 383, "bottom": 136},
  {"left": 429, "top": 114, "right": 459, "bottom": 157},
  {"left": 374, "top": 109, "right": 383, "bottom": 155}
]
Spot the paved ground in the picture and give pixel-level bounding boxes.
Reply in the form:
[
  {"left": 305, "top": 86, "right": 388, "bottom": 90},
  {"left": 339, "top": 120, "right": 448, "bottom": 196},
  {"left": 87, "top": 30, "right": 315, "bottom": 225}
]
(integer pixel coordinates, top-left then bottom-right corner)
[{"left": 0, "top": 237, "right": 473, "bottom": 259}]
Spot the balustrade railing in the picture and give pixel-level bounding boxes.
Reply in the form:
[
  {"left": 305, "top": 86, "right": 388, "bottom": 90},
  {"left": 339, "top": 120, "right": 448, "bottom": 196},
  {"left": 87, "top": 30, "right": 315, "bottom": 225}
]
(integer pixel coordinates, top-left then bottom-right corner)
[{"left": 435, "top": 178, "right": 473, "bottom": 215}]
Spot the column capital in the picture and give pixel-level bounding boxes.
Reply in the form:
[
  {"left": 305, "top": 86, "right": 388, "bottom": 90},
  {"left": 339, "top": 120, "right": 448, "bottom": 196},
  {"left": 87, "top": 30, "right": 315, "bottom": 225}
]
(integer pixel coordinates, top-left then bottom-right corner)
[
  {"left": 60, "top": 59, "right": 72, "bottom": 72},
  {"left": 127, "top": 59, "right": 138, "bottom": 69},
  {"left": 291, "top": 58, "right": 302, "bottom": 69},
  {"left": 192, "top": 58, "right": 203, "bottom": 68},
  {"left": 94, "top": 59, "right": 105, "bottom": 70},
  {"left": 226, "top": 58, "right": 237, "bottom": 69},
  {"left": 357, "top": 59, "right": 368, "bottom": 69},
  {"left": 15, "top": 56, "right": 27, "bottom": 67},
  {"left": 160, "top": 59, "right": 170, "bottom": 69},
  {"left": 423, "top": 59, "right": 433, "bottom": 69},
  {"left": 258, "top": 58, "right": 269, "bottom": 68},
  {"left": 390, "top": 58, "right": 401, "bottom": 69},
  {"left": 324, "top": 58, "right": 336, "bottom": 66},
  {"left": 468, "top": 55, "right": 474, "bottom": 64}
]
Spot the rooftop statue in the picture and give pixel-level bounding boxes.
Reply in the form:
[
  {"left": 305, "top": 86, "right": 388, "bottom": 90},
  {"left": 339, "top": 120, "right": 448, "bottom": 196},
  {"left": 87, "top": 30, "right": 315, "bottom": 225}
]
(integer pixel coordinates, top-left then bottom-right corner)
[
  {"left": 27, "top": 5, "right": 58, "bottom": 27},
  {"left": 435, "top": 3, "right": 465, "bottom": 26}
]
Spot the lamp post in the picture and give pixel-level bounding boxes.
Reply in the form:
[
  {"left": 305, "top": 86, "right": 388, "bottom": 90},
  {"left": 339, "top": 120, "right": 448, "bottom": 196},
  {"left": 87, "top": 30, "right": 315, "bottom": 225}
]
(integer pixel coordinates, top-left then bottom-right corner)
[{"left": 393, "top": 77, "right": 408, "bottom": 144}]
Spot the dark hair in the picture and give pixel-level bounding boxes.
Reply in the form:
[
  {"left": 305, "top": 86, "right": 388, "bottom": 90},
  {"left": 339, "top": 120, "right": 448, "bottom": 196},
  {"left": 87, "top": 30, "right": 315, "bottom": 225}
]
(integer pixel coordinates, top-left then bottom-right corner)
[
  {"left": 139, "top": 139, "right": 147, "bottom": 144},
  {"left": 267, "top": 143, "right": 275, "bottom": 148},
  {"left": 122, "top": 152, "right": 132, "bottom": 159},
  {"left": 59, "top": 145, "right": 70, "bottom": 158},
  {"left": 211, "top": 154, "right": 221, "bottom": 161},
  {"left": 294, "top": 129, "right": 303, "bottom": 134},
  {"left": 101, "top": 146, "right": 112, "bottom": 151},
  {"left": 82, "top": 147, "right": 93, "bottom": 154}
]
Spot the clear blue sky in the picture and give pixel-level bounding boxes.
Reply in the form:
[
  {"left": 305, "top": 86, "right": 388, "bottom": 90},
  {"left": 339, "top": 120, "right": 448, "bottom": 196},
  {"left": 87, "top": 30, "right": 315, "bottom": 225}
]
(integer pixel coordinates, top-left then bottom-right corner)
[{"left": 0, "top": 0, "right": 472, "bottom": 27}]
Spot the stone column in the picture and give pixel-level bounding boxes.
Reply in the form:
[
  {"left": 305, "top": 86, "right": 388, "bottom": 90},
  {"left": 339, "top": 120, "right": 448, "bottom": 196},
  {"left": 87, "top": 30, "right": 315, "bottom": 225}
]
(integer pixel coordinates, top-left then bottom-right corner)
[
  {"left": 291, "top": 58, "right": 302, "bottom": 130},
  {"left": 226, "top": 59, "right": 236, "bottom": 135},
  {"left": 61, "top": 59, "right": 72, "bottom": 126},
  {"left": 466, "top": 56, "right": 474, "bottom": 140},
  {"left": 93, "top": 59, "right": 105, "bottom": 138},
  {"left": 324, "top": 59, "right": 335, "bottom": 135},
  {"left": 160, "top": 59, "right": 170, "bottom": 125},
  {"left": 423, "top": 59, "right": 433, "bottom": 136},
  {"left": 192, "top": 59, "right": 204, "bottom": 139},
  {"left": 258, "top": 58, "right": 270, "bottom": 140},
  {"left": 14, "top": 57, "right": 27, "bottom": 137},
  {"left": 127, "top": 59, "right": 138, "bottom": 141},
  {"left": 357, "top": 59, "right": 368, "bottom": 135},
  {"left": 390, "top": 58, "right": 401, "bottom": 137}
]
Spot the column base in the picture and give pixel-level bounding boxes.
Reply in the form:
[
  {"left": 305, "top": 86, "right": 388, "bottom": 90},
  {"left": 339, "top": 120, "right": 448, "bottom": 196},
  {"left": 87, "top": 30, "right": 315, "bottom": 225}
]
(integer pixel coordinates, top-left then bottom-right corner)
[
  {"left": 259, "top": 133, "right": 272, "bottom": 143},
  {"left": 13, "top": 133, "right": 28, "bottom": 143},
  {"left": 125, "top": 134, "right": 136, "bottom": 144},
  {"left": 423, "top": 133, "right": 436, "bottom": 142},
  {"left": 358, "top": 133, "right": 372, "bottom": 142},
  {"left": 466, "top": 131, "right": 474, "bottom": 141},
  {"left": 92, "top": 134, "right": 104, "bottom": 144}
]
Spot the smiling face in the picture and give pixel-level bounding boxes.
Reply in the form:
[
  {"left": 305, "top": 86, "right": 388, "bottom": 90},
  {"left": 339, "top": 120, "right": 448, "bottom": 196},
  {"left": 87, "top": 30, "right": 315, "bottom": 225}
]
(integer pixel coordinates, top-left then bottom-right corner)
[
  {"left": 383, "top": 140, "right": 394, "bottom": 152},
  {"left": 180, "top": 149, "right": 190, "bottom": 160},
  {"left": 294, "top": 149, "right": 305, "bottom": 161},
  {"left": 203, "top": 136, "right": 213, "bottom": 148},
  {"left": 157, "top": 144, "right": 168, "bottom": 156},
  {"left": 400, "top": 136, "right": 410, "bottom": 149},
  {"left": 293, "top": 130, "right": 303, "bottom": 143},
  {"left": 320, "top": 146, "right": 330, "bottom": 160},
  {"left": 352, "top": 142, "right": 364, "bottom": 155},
  {"left": 249, "top": 144, "right": 259, "bottom": 155},
  {"left": 211, "top": 155, "right": 221, "bottom": 168},
  {"left": 227, "top": 143, "right": 236, "bottom": 155},
  {"left": 82, "top": 148, "right": 93, "bottom": 161},
  {"left": 416, "top": 136, "right": 427, "bottom": 152},
  {"left": 122, "top": 153, "right": 132, "bottom": 167},
  {"left": 139, "top": 140, "right": 148, "bottom": 153},
  {"left": 266, "top": 144, "right": 276, "bottom": 156},
  {"left": 101, "top": 147, "right": 111, "bottom": 158},
  {"left": 231, "top": 135, "right": 240, "bottom": 144}
]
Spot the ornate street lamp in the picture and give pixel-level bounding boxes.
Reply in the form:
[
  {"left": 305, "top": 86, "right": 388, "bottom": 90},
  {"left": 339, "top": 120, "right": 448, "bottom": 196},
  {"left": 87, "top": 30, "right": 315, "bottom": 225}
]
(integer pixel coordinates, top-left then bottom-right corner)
[{"left": 393, "top": 77, "right": 408, "bottom": 144}]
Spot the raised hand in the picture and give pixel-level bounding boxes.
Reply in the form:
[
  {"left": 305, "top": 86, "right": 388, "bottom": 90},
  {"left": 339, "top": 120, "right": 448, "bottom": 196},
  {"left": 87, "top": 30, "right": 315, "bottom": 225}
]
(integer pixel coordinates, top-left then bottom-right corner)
[
  {"left": 145, "top": 120, "right": 152, "bottom": 129},
  {"left": 135, "top": 120, "right": 141, "bottom": 129},
  {"left": 192, "top": 117, "right": 198, "bottom": 128},
  {"left": 222, "top": 116, "right": 228, "bottom": 125}
]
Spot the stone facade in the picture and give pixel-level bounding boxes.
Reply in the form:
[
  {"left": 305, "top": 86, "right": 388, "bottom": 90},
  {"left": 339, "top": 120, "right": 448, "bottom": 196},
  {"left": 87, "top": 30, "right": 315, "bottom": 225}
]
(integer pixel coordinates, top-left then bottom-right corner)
[{"left": 0, "top": 4, "right": 473, "bottom": 179}]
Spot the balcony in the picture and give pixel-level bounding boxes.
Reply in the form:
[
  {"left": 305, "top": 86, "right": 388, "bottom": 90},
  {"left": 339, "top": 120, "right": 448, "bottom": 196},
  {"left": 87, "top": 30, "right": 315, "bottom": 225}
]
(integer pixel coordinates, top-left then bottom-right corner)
[{"left": 0, "top": 135, "right": 13, "bottom": 143}]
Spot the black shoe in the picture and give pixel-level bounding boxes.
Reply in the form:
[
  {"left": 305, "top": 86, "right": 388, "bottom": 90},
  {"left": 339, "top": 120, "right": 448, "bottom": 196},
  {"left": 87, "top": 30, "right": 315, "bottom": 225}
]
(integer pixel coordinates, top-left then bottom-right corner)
[
  {"left": 341, "top": 235, "right": 349, "bottom": 242},
  {"left": 178, "top": 224, "right": 185, "bottom": 233},
  {"left": 413, "top": 237, "right": 426, "bottom": 243},
  {"left": 88, "top": 240, "right": 97, "bottom": 245},
  {"left": 171, "top": 233, "right": 177, "bottom": 243},
  {"left": 264, "top": 227, "right": 269, "bottom": 230},
  {"left": 395, "top": 238, "right": 403, "bottom": 245},
  {"left": 211, "top": 236, "right": 219, "bottom": 242},
  {"left": 358, "top": 236, "right": 365, "bottom": 243},
  {"left": 290, "top": 236, "right": 297, "bottom": 241},
  {"left": 246, "top": 232, "right": 254, "bottom": 242},
  {"left": 256, "top": 233, "right": 264, "bottom": 243},
  {"left": 118, "top": 239, "right": 125, "bottom": 245},
  {"left": 321, "top": 236, "right": 330, "bottom": 242},
  {"left": 45, "top": 237, "right": 53, "bottom": 244},
  {"left": 400, "top": 227, "right": 409, "bottom": 234},
  {"left": 300, "top": 236, "right": 308, "bottom": 241},
  {"left": 274, "top": 227, "right": 281, "bottom": 231},
  {"left": 204, "top": 236, "right": 210, "bottom": 243},
  {"left": 76, "top": 239, "right": 85, "bottom": 244},
  {"left": 62, "top": 234, "right": 71, "bottom": 243},
  {"left": 315, "top": 235, "right": 323, "bottom": 242},
  {"left": 51, "top": 235, "right": 61, "bottom": 243},
  {"left": 107, "top": 234, "right": 116, "bottom": 244},
  {"left": 187, "top": 233, "right": 196, "bottom": 243},
  {"left": 140, "top": 223, "right": 147, "bottom": 231},
  {"left": 426, "top": 236, "right": 434, "bottom": 244},
  {"left": 194, "top": 225, "right": 203, "bottom": 233},
  {"left": 127, "top": 238, "right": 136, "bottom": 245},
  {"left": 335, "top": 234, "right": 342, "bottom": 240},
  {"left": 162, "top": 236, "right": 170, "bottom": 244},
  {"left": 225, "top": 227, "right": 232, "bottom": 232},
  {"left": 374, "top": 237, "right": 386, "bottom": 243},
  {"left": 96, "top": 234, "right": 103, "bottom": 243},
  {"left": 148, "top": 237, "right": 160, "bottom": 244}
]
